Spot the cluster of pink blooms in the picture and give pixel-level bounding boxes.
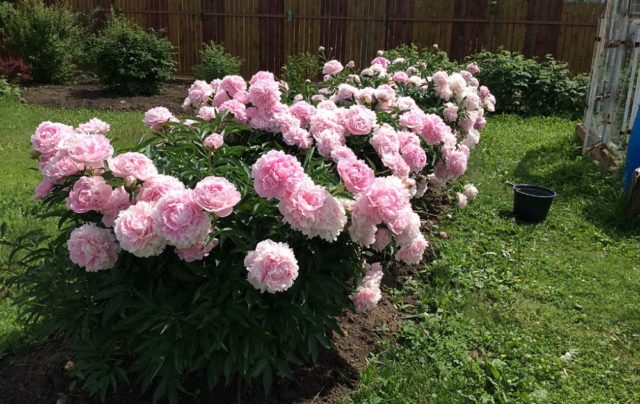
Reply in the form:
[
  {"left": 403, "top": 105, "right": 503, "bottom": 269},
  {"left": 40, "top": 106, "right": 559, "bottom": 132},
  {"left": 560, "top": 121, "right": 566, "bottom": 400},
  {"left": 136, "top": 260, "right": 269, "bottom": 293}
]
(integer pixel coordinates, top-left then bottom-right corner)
[
  {"left": 456, "top": 183, "right": 479, "bottom": 209},
  {"left": 251, "top": 150, "right": 347, "bottom": 242},
  {"left": 350, "top": 262, "right": 383, "bottom": 312},
  {"left": 30, "top": 119, "right": 241, "bottom": 272},
  {"left": 32, "top": 50, "right": 492, "bottom": 312}
]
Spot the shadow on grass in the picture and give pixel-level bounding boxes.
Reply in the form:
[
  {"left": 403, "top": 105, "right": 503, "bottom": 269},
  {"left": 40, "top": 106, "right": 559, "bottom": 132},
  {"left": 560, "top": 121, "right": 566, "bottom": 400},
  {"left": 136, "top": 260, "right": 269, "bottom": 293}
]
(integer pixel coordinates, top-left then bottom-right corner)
[{"left": 512, "top": 137, "right": 640, "bottom": 237}]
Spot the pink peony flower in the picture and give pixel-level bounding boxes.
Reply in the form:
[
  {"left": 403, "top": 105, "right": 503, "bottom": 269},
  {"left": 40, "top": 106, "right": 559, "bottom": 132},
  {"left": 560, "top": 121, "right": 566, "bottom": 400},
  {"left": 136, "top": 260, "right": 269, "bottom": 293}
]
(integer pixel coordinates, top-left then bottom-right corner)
[
  {"left": 289, "top": 101, "right": 316, "bottom": 127},
  {"left": 176, "top": 237, "right": 218, "bottom": 262},
  {"left": 66, "top": 176, "right": 112, "bottom": 213},
  {"left": 381, "top": 153, "right": 411, "bottom": 178},
  {"left": 400, "top": 143, "right": 427, "bottom": 173},
  {"left": 399, "top": 109, "right": 426, "bottom": 133},
  {"left": 330, "top": 145, "right": 357, "bottom": 163},
  {"left": 392, "top": 71, "right": 409, "bottom": 84},
  {"left": 67, "top": 223, "right": 120, "bottom": 272},
  {"left": 41, "top": 152, "right": 84, "bottom": 179},
  {"left": 218, "top": 99, "right": 248, "bottom": 123},
  {"left": 212, "top": 90, "right": 231, "bottom": 108},
  {"left": 197, "top": 106, "right": 217, "bottom": 121},
  {"left": 101, "top": 186, "right": 132, "bottom": 227},
  {"left": 137, "top": 175, "right": 185, "bottom": 203},
  {"left": 370, "top": 124, "right": 400, "bottom": 156},
  {"left": 323, "top": 60, "right": 344, "bottom": 75},
  {"left": 445, "top": 149, "right": 468, "bottom": 178},
  {"left": 351, "top": 262, "right": 383, "bottom": 312},
  {"left": 456, "top": 192, "right": 468, "bottom": 208},
  {"left": 273, "top": 109, "right": 302, "bottom": 134},
  {"left": 248, "top": 80, "right": 281, "bottom": 109},
  {"left": 31, "top": 121, "right": 73, "bottom": 155},
  {"left": 193, "top": 176, "right": 241, "bottom": 217},
  {"left": 108, "top": 152, "right": 158, "bottom": 181},
  {"left": 353, "top": 176, "right": 411, "bottom": 225},
  {"left": 34, "top": 176, "right": 57, "bottom": 200},
  {"left": 396, "top": 234, "right": 427, "bottom": 264},
  {"left": 463, "top": 183, "right": 478, "bottom": 200},
  {"left": 373, "top": 228, "right": 392, "bottom": 251},
  {"left": 278, "top": 180, "right": 325, "bottom": 229},
  {"left": 342, "top": 105, "right": 377, "bottom": 135},
  {"left": 388, "top": 207, "right": 421, "bottom": 246},
  {"left": 313, "top": 129, "right": 346, "bottom": 158},
  {"left": 346, "top": 60, "right": 355, "bottom": 68},
  {"left": 374, "top": 84, "right": 395, "bottom": 102},
  {"left": 355, "top": 87, "right": 376, "bottom": 104},
  {"left": 249, "top": 71, "right": 275, "bottom": 85},
  {"left": 144, "top": 107, "right": 179, "bottom": 132},
  {"left": 467, "top": 62, "right": 480, "bottom": 74},
  {"left": 114, "top": 201, "right": 167, "bottom": 257},
  {"left": 220, "top": 75, "right": 247, "bottom": 97},
  {"left": 251, "top": 150, "right": 306, "bottom": 200},
  {"left": 245, "top": 239, "right": 299, "bottom": 293},
  {"left": 282, "top": 127, "right": 313, "bottom": 149},
  {"left": 421, "top": 114, "right": 452, "bottom": 145},
  {"left": 203, "top": 133, "right": 224, "bottom": 150},
  {"left": 336, "top": 84, "right": 358, "bottom": 101},
  {"left": 443, "top": 103, "right": 459, "bottom": 122},
  {"left": 151, "top": 190, "right": 211, "bottom": 248},
  {"left": 77, "top": 118, "right": 110, "bottom": 135},
  {"left": 61, "top": 133, "right": 114, "bottom": 168},
  {"left": 337, "top": 158, "right": 375, "bottom": 194},
  {"left": 187, "top": 80, "right": 214, "bottom": 108},
  {"left": 371, "top": 56, "right": 390, "bottom": 68}
]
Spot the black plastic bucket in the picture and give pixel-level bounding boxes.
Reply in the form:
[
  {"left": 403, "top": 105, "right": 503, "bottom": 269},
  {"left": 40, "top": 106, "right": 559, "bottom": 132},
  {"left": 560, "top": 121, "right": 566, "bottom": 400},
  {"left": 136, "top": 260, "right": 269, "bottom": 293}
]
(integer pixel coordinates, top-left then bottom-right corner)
[{"left": 512, "top": 184, "right": 556, "bottom": 222}]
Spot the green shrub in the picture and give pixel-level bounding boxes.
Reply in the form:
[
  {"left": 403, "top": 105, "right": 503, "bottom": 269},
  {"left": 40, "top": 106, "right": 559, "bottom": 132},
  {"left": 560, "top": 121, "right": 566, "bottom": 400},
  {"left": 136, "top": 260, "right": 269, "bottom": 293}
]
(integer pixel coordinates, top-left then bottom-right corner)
[
  {"left": 0, "top": 77, "right": 20, "bottom": 101},
  {"left": 385, "top": 44, "right": 463, "bottom": 76},
  {"left": 92, "top": 13, "right": 175, "bottom": 95},
  {"left": 469, "top": 50, "right": 588, "bottom": 119},
  {"left": 0, "top": 0, "right": 86, "bottom": 84},
  {"left": 193, "top": 42, "right": 243, "bottom": 81},
  {"left": 282, "top": 52, "right": 321, "bottom": 98}
]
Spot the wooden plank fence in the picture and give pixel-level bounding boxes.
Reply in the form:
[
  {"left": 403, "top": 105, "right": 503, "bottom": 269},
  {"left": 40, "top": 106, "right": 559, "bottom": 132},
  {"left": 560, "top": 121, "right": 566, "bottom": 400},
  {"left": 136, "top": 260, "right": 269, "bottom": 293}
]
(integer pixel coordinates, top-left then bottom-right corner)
[{"left": 61, "top": 0, "right": 604, "bottom": 77}]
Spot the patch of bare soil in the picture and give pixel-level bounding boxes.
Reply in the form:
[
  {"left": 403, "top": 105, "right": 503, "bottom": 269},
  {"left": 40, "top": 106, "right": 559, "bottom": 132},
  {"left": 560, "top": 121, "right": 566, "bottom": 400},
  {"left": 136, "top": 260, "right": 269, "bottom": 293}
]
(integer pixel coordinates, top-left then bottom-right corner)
[
  {"left": 20, "top": 78, "right": 190, "bottom": 112},
  {"left": 0, "top": 297, "right": 401, "bottom": 404}
]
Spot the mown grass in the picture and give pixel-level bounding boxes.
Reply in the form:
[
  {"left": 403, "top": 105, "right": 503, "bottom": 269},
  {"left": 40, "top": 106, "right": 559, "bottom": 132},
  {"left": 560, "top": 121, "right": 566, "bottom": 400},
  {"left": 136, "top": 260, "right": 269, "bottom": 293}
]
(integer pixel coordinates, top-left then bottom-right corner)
[
  {"left": 353, "top": 116, "right": 640, "bottom": 402},
  {"left": 0, "top": 100, "right": 144, "bottom": 355}
]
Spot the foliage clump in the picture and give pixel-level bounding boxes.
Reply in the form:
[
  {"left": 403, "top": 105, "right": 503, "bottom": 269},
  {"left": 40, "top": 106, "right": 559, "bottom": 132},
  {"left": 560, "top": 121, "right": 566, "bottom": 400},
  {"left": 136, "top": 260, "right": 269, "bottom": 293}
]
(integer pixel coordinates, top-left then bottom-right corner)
[
  {"left": 193, "top": 42, "right": 243, "bottom": 81},
  {"left": 0, "top": 0, "right": 87, "bottom": 84},
  {"left": 91, "top": 12, "right": 175, "bottom": 95}
]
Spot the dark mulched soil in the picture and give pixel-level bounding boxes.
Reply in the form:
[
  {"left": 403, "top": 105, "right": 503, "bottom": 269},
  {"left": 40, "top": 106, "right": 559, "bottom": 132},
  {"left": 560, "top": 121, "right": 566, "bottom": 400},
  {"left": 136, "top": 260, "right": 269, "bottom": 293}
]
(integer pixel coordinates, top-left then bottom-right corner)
[
  {"left": 0, "top": 297, "right": 402, "bottom": 404},
  {"left": 19, "top": 78, "right": 190, "bottom": 112}
]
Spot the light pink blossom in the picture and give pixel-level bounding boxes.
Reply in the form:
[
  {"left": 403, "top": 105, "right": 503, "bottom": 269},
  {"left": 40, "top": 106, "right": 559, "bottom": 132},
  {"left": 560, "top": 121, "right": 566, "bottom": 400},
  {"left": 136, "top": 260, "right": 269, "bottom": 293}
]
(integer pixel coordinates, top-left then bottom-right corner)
[
  {"left": 245, "top": 239, "right": 299, "bottom": 293},
  {"left": 197, "top": 106, "right": 217, "bottom": 121},
  {"left": 187, "top": 80, "right": 214, "bottom": 108},
  {"left": 323, "top": 60, "right": 344, "bottom": 75},
  {"left": 101, "top": 186, "right": 132, "bottom": 227},
  {"left": 77, "top": 118, "right": 110, "bottom": 135},
  {"left": 144, "top": 107, "right": 179, "bottom": 132},
  {"left": 342, "top": 105, "right": 377, "bottom": 135},
  {"left": 193, "top": 176, "right": 241, "bottom": 217},
  {"left": 62, "top": 134, "right": 114, "bottom": 168},
  {"left": 220, "top": 75, "right": 247, "bottom": 97},
  {"left": 337, "top": 158, "right": 375, "bottom": 194},
  {"left": 351, "top": 262, "right": 383, "bottom": 312},
  {"left": 114, "top": 201, "right": 167, "bottom": 257},
  {"left": 31, "top": 121, "right": 73, "bottom": 155},
  {"left": 251, "top": 150, "right": 306, "bottom": 200},
  {"left": 203, "top": 133, "right": 224, "bottom": 150},
  {"left": 67, "top": 223, "right": 120, "bottom": 272},
  {"left": 395, "top": 234, "right": 427, "bottom": 264},
  {"left": 151, "top": 190, "right": 211, "bottom": 248},
  {"left": 108, "top": 152, "right": 158, "bottom": 181},
  {"left": 176, "top": 237, "right": 218, "bottom": 262},
  {"left": 456, "top": 192, "right": 468, "bottom": 208},
  {"left": 137, "top": 175, "right": 186, "bottom": 203},
  {"left": 373, "top": 228, "right": 392, "bottom": 251},
  {"left": 66, "top": 176, "right": 112, "bottom": 213},
  {"left": 34, "top": 176, "right": 57, "bottom": 200},
  {"left": 463, "top": 184, "right": 478, "bottom": 200}
]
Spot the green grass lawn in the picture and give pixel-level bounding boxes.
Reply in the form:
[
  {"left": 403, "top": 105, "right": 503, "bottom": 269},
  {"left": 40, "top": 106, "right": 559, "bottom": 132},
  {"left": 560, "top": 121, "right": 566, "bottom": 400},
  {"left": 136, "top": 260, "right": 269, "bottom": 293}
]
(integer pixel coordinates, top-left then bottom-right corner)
[
  {"left": 353, "top": 116, "right": 640, "bottom": 402},
  {"left": 0, "top": 101, "right": 638, "bottom": 402},
  {"left": 0, "top": 100, "right": 144, "bottom": 355}
]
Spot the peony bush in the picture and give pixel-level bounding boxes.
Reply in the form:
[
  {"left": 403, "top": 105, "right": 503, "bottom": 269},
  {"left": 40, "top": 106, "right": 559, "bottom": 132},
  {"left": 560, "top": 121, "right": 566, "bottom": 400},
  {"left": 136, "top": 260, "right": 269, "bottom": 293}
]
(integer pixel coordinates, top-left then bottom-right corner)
[{"left": 7, "top": 50, "right": 492, "bottom": 402}]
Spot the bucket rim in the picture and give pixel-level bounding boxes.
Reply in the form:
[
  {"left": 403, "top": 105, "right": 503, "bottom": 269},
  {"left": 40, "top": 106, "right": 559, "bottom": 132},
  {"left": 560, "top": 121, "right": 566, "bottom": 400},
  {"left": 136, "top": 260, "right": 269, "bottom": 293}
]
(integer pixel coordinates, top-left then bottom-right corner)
[{"left": 512, "top": 183, "right": 557, "bottom": 199}]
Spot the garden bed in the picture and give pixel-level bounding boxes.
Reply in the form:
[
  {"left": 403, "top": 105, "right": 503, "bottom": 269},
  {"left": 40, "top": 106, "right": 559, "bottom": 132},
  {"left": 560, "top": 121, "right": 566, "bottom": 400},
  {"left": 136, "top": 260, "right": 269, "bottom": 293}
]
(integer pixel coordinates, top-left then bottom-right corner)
[
  {"left": 20, "top": 78, "right": 190, "bottom": 112},
  {"left": 0, "top": 297, "right": 401, "bottom": 403}
]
